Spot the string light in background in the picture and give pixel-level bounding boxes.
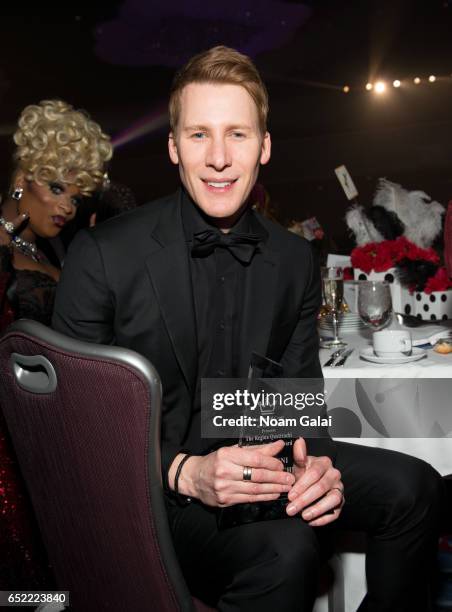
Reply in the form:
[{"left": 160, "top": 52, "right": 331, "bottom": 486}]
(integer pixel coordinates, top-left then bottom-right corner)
[
  {"left": 374, "top": 81, "right": 386, "bottom": 94},
  {"left": 340, "top": 73, "right": 448, "bottom": 93}
]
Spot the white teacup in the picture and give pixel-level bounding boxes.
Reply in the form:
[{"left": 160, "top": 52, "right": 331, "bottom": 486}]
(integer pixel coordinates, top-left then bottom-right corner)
[{"left": 373, "top": 329, "right": 412, "bottom": 357}]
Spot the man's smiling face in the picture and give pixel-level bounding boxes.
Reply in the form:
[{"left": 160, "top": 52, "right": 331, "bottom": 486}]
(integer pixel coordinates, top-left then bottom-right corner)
[{"left": 168, "top": 82, "right": 271, "bottom": 229}]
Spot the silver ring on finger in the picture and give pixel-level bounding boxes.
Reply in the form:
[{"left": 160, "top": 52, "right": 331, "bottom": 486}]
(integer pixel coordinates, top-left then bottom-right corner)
[
  {"left": 2, "top": 221, "right": 15, "bottom": 235},
  {"left": 242, "top": 466, "right": 253, "bottom": 481}
]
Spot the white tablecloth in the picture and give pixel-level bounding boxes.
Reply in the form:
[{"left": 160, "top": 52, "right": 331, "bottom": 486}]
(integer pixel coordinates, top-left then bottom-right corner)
[
  {"left": 315, "top": 322, "right": 452, "bottom": 612},
  {"left": 320, "top": 321, "right": 452, "bottom": 472},
  {"left": 320, "top": 322, "right": 452, "bottom": 379}
]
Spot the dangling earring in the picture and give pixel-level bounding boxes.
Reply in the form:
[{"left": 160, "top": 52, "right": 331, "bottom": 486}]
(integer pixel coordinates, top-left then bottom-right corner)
[{"left": 11, "top": 187, "right": 23, "bottom": 201}]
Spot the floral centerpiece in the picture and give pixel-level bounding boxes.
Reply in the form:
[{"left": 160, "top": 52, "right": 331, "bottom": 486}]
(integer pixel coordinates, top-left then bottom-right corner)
[
  {"left": 350, "top": 235, "right": 452, "bottom": 321},
  {"left": 351, "top": 236, "right": 452, "bottom": 294},
  {"left": 345, "top": 179, "right": 452, "bottom": 320}
]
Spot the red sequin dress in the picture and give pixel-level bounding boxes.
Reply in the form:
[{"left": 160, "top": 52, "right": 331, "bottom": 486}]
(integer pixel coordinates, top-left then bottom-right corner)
[{"left": 0, "top": 244, "right": 56, "bottom": 588}]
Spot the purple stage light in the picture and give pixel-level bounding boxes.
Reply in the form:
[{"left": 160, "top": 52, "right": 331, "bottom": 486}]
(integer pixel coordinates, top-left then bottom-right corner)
[{"left": 112, "top": 107, "right": 168, "bottom": 148}]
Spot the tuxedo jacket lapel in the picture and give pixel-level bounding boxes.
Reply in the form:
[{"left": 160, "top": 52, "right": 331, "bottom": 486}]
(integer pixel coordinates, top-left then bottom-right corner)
[{"left": 144, "top": 192, "right": 197, "bottom": 394}]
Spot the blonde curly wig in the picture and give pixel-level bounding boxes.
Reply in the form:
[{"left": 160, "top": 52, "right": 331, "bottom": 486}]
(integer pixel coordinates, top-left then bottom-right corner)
[{"left": 13, "top": 99, "right": 112, "bottom": 196}]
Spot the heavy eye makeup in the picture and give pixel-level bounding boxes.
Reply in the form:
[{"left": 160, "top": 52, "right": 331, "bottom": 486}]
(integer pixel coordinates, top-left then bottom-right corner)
[
  {"left": 70, "top": 195, "right": 82, "bottom": 208},
  {"left": 49, "top": 182, "right": 82, "bottom": 207},
  {"left": 49, "top": 182, "right": 65, "bottom": 195}
]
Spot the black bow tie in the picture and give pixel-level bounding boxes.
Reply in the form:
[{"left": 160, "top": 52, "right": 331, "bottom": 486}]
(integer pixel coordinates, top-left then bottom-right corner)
[{"left": 191, "top": 229, "right": 261, "bottom": 263}]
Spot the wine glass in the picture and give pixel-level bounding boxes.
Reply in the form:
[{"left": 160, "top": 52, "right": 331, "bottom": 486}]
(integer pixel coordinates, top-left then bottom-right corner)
[
  {"left": 357, "top": 281, "right": 392, "bottom": 331},
  {"left": 320, "top": 267, "right": 347, "bottom": 348}
]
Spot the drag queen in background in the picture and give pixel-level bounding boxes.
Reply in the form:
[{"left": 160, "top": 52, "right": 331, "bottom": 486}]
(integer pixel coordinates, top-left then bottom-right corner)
[{"left": 0, "top": 99, "right": 112, "bottom": 587}]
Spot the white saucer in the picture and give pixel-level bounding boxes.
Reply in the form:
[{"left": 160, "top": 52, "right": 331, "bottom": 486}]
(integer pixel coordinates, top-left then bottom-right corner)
[{"left": 359, "top": 346, "right": 427, "bottom": 364}]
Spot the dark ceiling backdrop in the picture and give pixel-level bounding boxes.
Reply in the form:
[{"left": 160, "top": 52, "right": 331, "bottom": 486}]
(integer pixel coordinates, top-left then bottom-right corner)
[{"left": 1, "top": 0, "right": 452, "bottom": 250}]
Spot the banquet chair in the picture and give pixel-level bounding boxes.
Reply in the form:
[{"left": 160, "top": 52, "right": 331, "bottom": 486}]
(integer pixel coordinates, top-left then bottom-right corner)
[
  {"left": 0, "top": 319, "right": 213, "bottom": 612},
  {"left": 0, "top": 319, "right": 344, "bottom": 612}
]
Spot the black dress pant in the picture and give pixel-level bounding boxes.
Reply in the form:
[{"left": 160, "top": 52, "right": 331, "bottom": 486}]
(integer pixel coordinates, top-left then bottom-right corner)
[{"left": 166, "top": 442, "right": 444, "bottom": 612}]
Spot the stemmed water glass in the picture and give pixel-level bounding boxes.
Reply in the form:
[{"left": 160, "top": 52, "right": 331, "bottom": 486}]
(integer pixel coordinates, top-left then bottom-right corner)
[
  {"left": 357, "top": 281, "right": 393, "bottom": 331},
  {"left": 320, "top": 267, "right": 347, "bottom": 348}
]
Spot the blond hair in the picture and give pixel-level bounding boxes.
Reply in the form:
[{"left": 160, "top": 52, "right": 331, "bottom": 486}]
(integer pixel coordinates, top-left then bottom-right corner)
[
  {"left": 169, "top": 46, "right": 269, "bottom": 136},
  {"left": 13, "top": 99, "right": 112, "bottom": 196}
]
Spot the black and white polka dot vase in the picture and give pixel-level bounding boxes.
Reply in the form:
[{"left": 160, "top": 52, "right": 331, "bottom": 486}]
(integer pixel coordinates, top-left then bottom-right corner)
[
  {"left": 413, "top": 290, "right": 452, "bottom": 322},
  {"left": 353, "top": 267, "right": 413, "bottom": 315}
]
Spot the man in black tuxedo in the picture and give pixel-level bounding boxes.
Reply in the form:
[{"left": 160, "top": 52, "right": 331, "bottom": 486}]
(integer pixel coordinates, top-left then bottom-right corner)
[{"left": 53, "top": 46, "right": 442, "bottom": 611}]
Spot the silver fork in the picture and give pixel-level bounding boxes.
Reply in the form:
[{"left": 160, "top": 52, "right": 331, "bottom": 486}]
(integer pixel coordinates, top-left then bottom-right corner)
[{"left": 412, "top": 330, "right": 452, "bottom": 346}]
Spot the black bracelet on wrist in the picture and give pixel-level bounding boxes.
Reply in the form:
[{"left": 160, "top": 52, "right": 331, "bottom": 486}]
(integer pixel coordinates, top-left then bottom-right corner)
[{"left": 174, "top": 453, "right": 192, "bottom": 506}]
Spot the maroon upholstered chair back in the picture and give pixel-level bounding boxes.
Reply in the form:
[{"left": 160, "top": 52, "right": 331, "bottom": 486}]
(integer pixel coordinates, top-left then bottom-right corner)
[{"left": 0, "top": 320, "right": 206, "bottom": 612}]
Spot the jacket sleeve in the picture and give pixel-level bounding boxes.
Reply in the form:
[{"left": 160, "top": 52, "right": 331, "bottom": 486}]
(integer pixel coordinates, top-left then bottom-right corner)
[
  {"left": 52, "top": 230, "right": 115, "bottom": 344},
  {"left": 52, "top": 231, "right": 186, "bottom": 496}
]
